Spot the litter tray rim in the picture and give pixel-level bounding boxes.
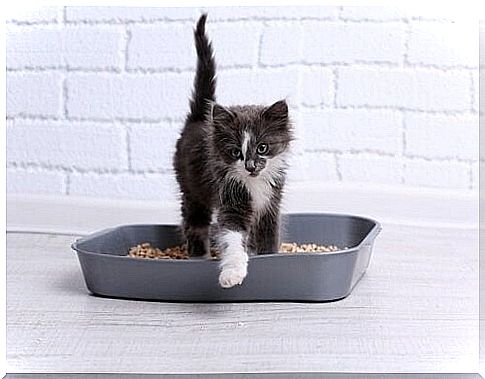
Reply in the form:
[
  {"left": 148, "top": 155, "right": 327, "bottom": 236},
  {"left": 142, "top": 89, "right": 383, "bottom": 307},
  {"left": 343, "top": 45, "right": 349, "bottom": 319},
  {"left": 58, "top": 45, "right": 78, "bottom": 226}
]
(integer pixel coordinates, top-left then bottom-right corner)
[{"left": 71, "top": 212, "right": 382, "bottom": 261}]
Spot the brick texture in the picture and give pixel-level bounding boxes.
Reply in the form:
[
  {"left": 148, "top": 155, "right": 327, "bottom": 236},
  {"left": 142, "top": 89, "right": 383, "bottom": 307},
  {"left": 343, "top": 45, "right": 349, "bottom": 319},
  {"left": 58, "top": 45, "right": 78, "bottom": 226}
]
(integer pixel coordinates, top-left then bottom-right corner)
[
  {"left": 66, "top": 73, "right": 193, "bottom": 120},
  {"left": 7, "top": 121, "right": 127, "bottom": 170},
  {"left": 69, "top": 172, "right": 178, "bottom": 201},
  {"left": 302, "top": 22, "right": 405, "bottom": 64},
  {"left": 404, "top": 159, "right": 471, "bottom": 189},
  {"left": 299, "top": 67, "right": 334, "bottom": 107},
  {"left": 407, "top": 22, "right": 478, "bottom": 68},
  {"left": 7, "top": 25, "right": 124, "bottom": 70},
  {"left": 338, "top": 154, "right": 403, "bottom": 185},
  {"left": 301, "top": 109, "right": 402, "bottom": 154},
  {"left": 7, "top": 168, "right": 66, "bottom": 195},
  {"left": 405, "top": 113, "right": 478, "bottom": 160},
  {"left": 6, "top": 6, "right": 478, "bottom": 198},
  {"left": 129, "top": 122, "right": 182, "bottom": 171},
  {"left": 337, "top": 67, "right": 471, "bottom": 111},
  {"left": 6, "top": 7, "right": 61, "bottom": 24},
  {"left": 7, "top": 72, "right": 63, "bottom": 118}
]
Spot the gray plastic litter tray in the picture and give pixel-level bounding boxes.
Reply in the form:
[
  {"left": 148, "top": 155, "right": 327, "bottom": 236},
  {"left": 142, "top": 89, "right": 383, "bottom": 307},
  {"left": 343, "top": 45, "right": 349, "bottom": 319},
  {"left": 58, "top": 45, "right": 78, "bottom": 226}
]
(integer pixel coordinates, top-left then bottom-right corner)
[{"left": 72, "top": 213, "right": 381, "bottom": 302}]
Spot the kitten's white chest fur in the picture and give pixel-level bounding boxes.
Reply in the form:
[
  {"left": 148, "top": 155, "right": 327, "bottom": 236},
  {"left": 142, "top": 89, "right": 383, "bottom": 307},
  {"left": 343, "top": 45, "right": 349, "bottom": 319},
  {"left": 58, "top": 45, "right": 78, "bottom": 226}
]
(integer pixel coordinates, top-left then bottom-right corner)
[
  {"left": 244, "top": 175, "right": 273, "bottom": 214},
  {"left": 231, "top": 152, "right": 287, "bottom": 216}
]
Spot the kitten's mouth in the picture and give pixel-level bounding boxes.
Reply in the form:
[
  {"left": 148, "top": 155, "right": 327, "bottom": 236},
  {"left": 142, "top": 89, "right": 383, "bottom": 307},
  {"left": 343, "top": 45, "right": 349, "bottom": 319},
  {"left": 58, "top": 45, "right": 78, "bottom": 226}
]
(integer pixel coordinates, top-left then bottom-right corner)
[{"left": 249, "top": 172, "right": 259, "bottom": 177}]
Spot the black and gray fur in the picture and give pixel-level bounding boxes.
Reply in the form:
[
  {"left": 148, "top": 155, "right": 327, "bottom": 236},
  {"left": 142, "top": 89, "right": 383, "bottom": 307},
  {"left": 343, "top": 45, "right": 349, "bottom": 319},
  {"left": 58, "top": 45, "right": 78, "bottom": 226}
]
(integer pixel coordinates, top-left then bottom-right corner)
[{"left": 173, "top": 14, "right": 293, "bottom": 287}]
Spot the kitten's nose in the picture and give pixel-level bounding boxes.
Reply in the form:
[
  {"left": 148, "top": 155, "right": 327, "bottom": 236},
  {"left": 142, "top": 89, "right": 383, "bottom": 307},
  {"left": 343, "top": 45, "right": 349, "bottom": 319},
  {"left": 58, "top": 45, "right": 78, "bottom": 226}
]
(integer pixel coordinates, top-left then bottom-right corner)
[{"left": 245, "top": 160, "right": 256, "bottom": 173}]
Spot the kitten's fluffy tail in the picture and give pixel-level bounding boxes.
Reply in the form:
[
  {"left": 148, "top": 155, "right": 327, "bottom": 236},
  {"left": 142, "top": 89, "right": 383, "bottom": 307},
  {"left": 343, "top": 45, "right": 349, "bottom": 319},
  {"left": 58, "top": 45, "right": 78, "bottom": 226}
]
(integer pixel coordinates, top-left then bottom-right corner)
[{"left": 187, "top": 14, "right": 216, "bottom": 123}]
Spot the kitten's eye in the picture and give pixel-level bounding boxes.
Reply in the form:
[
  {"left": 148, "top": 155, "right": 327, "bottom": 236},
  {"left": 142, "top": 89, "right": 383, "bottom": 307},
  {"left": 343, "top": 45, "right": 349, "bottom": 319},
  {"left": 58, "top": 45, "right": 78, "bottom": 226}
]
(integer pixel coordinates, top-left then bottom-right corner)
[
  {"left": 257, "top": 143, "right": 269, "bottom": 155},
  {"left": 230, "top": 148, "right": 242, "bottom": 159}
]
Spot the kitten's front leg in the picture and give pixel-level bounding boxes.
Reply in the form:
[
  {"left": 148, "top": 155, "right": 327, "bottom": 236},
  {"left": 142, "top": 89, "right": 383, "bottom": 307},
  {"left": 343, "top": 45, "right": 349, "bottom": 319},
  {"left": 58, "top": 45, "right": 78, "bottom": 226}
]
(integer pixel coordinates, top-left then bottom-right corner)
[
  {"left": 249, "top": 207, "right": 280, "bottom": 254},
  {"left": 218, "top": 228, "right": 249, "bottom": 288},
  {"left": 216, "top": 184, "right": 252, "bottom": 288}
]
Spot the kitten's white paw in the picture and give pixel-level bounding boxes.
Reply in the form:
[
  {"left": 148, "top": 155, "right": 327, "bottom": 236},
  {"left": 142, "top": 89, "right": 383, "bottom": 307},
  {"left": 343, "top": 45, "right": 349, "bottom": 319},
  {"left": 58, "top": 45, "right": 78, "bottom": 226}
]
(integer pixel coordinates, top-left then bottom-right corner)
[{"left": 219, "top": 265, "right": 247, "bottom": 288}]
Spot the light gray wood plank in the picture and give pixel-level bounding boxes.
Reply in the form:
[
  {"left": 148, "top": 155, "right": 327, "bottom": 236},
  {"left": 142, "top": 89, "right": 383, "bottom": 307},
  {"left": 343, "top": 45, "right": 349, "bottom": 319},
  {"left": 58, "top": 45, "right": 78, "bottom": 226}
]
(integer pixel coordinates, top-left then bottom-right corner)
[
  {"left": 5, "top": 374, "right": 483, "bottom": 379},
  {"left": 6, "top": 225, "right": 479, "bottom": 373}
]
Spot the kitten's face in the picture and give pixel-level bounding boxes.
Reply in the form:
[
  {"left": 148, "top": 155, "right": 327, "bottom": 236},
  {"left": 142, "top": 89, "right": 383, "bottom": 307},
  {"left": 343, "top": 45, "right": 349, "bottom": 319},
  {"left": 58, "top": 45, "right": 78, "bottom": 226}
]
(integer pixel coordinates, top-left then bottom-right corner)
[{"left": 211, "top": 100, "right": 292, "bottom": 179}]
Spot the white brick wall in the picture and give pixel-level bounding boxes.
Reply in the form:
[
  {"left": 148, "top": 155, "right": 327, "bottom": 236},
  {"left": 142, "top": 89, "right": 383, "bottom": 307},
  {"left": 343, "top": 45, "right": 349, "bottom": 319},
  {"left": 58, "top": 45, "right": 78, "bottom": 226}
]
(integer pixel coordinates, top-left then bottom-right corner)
[
  {"left": 66, "top": 73, "right": 193, "bottom": 120},
  {"left": 217, "top": 67, "right": 299, "bottom": 105},
  {"left": 471, "top": 161, "right": 479, "bottom": 189},
  {"left": 300, "top": 109, "right": 402, "bottom": 155},
  {"left": 301, "top": 22, "right": 405, "bottom": 64},
  {"left": 338, "top": 154, "right": 404, "bottom": 185},
  {"left": 6, "top": 7, "right": 61, "bottom": 24},
  {"left": 65, "top": 7, "right": 198, "bottom": 23},
  {"left": 202, "top": 6, "right": 339, "bottom": 21},
  {"left": 129, "top": 122, "right": 181, "bottom": 171},
  {"left": 298, "top": 67, "right": 334, "bottom": 107},
  {"left": 7, "top": 168, "right": 66, "bottom": 195},
  {"left": 209, "top": 22, "right": 262, "bottom": 68},
  {"left": 478, "top": 71, "right": 484, "bottom": 114},
  {"left": 337, "top": 67, "right": 471, "bottom": 111},
  {"left": 407, "top": 22, "right": 477, "bottom": 68},
  {"left": 6, "top": 6, "right": 479, "bottom": 201},
  {"left": 404, "top": 113, "right": 478, "bottom": 160},
  {"left": 260, "top": 22, "right": 303, "bottom": 66},
  {"left": 7, "top": 72, "right": 63, "bottom": 118},
  {"left": 287, "top": 152, "right": 339, "bottom": 183},
  {"left": 128, "top": 24, "right": 196, "bottom": 71},
  {"left": 7, "top": 25, "right": 125, "bottom": 70},
  {"left": 7, "top": 120, "right": 127, "bottom": 170},
  {"left": 403, "top": 159, "right": 471, "bottom": 190},
  {"left": 339, "top": 7, "right": 406, "bottom": 21},
  {"left": 69, "top": 172, "right": 178, "bottom": 201}
]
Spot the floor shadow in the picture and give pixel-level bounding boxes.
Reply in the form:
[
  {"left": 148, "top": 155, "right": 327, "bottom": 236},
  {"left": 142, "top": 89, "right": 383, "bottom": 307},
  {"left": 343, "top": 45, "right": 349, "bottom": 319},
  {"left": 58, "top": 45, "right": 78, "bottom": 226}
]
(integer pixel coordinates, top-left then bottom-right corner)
[{"left": 51, "top": 267, "right": 90, "bottom": 297}]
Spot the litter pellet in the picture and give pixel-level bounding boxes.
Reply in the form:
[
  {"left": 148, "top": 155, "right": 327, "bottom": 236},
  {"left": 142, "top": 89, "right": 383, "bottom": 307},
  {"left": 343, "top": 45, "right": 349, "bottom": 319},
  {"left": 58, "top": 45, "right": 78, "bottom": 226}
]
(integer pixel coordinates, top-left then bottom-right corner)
[
  {"left": 128, "top": 243, "right": 204, "bottom": 260},
  {"left": 279, "top": 242, "right": 340, "bottom": 253},
  {"left": 128, "top": 242, "right": 343, "bottom": 260}
]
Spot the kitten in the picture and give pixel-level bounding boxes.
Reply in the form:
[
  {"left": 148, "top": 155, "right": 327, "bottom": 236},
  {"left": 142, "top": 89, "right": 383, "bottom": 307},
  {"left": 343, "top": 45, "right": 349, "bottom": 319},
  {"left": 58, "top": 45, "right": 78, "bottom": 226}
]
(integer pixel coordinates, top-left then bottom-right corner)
[{"left": 173, "top": 14, "right": 293, "bottom": 288}]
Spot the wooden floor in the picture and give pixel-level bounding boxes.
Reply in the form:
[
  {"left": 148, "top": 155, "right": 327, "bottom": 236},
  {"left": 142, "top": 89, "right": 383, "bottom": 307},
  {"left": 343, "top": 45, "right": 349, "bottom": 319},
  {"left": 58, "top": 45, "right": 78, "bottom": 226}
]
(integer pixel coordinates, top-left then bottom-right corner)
[
  {"left": 4, "top": 374, "right": 483, "bottom": 379},
  {"left": 6, "top": 224, "right": 479, "bottom": 374}
]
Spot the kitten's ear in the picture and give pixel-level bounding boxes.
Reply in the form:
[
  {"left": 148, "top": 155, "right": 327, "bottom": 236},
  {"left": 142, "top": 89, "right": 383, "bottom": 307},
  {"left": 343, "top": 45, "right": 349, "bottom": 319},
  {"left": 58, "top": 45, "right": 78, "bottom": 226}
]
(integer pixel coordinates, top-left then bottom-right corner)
[
  {"left": 210, "top": 103, "right": 235, "bottom": 125},
  {"left": 262, "top": 100, "right": 288, "bottom": 124}
]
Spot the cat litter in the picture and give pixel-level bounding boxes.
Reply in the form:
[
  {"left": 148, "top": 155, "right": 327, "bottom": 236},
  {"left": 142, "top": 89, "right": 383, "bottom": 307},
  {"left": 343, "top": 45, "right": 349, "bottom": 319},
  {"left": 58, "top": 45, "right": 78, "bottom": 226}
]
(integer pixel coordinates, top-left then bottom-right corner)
[
  {"left": 128, "top": 242, "right": 341, "bottom": 260},
  {"left": 128, "top": 243, "right": 217, "bottom": 260},
  {"left": 280, "top": 242, "right": 342, "bottom": 253},
  {"left": 72, "top": 213, "right": 381, "bottom": 302}
]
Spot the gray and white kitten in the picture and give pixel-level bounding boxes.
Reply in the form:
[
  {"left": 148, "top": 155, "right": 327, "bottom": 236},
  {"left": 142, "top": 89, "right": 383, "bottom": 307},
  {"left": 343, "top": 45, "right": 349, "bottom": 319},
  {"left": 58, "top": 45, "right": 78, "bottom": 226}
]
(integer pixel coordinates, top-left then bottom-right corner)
[{"left": 174, "top": 14, "right": 293, "bottom": 288}]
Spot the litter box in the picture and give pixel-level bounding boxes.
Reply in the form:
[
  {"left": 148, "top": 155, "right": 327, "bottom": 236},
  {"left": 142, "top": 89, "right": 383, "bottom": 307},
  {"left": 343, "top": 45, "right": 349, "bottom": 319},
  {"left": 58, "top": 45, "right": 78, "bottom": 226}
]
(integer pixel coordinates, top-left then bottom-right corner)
[{"left": 72, "top": 213, "right": 381, "bottom": 302}]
